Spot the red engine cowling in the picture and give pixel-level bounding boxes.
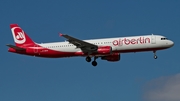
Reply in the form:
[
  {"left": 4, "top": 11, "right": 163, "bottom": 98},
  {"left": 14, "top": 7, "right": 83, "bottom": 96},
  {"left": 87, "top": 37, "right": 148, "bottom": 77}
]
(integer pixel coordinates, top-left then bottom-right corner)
[
  {"left": 97, "top": 46, "right": 112, "bottom": 55},
  {"left": 101, "top": 53, "right": 120, "bottom": 62}
]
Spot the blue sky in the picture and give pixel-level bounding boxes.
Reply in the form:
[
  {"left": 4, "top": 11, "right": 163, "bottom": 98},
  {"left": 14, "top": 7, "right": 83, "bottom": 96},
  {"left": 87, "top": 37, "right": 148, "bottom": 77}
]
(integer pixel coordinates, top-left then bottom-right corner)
[{"left": 1, "top": 0, "right": 180, "bottom": 101}]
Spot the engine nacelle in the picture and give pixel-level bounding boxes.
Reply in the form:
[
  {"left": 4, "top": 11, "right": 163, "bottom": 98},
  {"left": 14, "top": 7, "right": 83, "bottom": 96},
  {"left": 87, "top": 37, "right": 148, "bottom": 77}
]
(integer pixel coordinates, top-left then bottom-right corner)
[
  {"left": 96, "top": 46, "right": 112, "bottom": 55},
  {"left": 101, "top": 53, "right": 120, "bottom": 62}
]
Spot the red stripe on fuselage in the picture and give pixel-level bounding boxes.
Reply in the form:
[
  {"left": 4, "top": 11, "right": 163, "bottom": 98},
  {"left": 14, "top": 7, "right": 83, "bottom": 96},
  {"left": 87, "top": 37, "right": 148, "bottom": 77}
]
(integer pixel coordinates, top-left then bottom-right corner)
[{"left": 8, "top": 46, "right": 169, "bottom": 58}]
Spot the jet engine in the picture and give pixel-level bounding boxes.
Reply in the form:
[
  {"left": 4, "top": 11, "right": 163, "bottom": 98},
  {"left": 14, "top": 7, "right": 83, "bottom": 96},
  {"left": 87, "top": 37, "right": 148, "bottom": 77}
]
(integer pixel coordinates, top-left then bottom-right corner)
[
  {"left": 96, "top": 46, "right": 112, "bottom": 55},
  {"left": 101, "top": 53, "right": 120, "bottom": 62}
]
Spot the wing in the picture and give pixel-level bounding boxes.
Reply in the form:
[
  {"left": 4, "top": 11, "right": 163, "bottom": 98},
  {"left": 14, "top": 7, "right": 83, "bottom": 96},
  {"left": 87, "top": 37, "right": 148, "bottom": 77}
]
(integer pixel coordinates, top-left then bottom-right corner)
[{"left": 60, "top": 34, "right": 98, "bottom": 53}]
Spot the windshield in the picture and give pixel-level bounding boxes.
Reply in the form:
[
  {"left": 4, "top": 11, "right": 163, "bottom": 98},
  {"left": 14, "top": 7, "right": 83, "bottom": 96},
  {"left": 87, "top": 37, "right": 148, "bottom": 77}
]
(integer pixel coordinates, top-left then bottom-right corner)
[{"left": 161, "top": 37, "right": 168, "bottom": 40}]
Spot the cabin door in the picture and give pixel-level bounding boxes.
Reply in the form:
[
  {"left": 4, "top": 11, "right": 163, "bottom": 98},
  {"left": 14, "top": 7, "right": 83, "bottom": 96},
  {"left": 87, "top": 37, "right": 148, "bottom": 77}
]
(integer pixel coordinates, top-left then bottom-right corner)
[{"left": 151, "top": 35, "right": 156, "bottom": 44}]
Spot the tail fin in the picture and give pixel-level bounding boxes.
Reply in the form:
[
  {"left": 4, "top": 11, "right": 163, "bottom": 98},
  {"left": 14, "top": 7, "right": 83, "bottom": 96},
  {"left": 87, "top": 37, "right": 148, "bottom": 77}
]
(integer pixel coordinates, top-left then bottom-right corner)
[{"left": 10, "top": 24, "right": 36, "bottom": 47}]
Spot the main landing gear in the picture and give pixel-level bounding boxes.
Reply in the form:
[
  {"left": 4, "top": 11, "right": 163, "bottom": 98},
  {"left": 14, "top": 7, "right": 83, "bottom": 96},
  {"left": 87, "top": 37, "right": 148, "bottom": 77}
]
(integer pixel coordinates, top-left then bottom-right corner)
[
  {"left": 153, "top": 51, "right": 158, "bottom": 59},
  {"left": 86, "top": 56, "right": 91, "bottom": 62},
  {"left": 92, "top": 57, "right": 98, "bottom": 66},
  {"left": 85, "top": 56, "right": 98, "bottom": 66}
]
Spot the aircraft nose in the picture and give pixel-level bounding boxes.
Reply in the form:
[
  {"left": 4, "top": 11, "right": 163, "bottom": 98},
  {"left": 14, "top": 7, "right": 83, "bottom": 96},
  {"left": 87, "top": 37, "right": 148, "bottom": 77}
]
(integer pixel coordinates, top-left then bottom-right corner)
[{"left": 169, "top": 40, "right": 174, "bottom": 47}]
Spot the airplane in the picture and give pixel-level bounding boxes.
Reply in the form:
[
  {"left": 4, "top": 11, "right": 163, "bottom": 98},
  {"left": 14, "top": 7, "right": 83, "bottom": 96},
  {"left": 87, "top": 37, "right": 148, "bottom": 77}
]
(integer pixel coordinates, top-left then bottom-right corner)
[{"left": 7, "top": 24, "right": 174, "bottom": 66}]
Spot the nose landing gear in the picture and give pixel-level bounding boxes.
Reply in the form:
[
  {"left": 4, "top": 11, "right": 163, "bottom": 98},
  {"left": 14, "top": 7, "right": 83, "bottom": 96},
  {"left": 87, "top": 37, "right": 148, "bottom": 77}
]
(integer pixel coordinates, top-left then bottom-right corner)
[{"left": 153, "top": 51, "right": 158, "bottom": 59}]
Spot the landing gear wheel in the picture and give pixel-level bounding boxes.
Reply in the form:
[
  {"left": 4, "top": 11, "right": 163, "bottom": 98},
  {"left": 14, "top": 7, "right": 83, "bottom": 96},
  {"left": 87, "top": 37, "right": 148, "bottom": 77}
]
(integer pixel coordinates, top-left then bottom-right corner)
[
  {"left": 154, "top": 55, "right": 158, "bottom": 59},
  {"left": 92, "top": 61, "right": 97, "bottom": 66},
  {"left": 86, "top": 56, "right": 91, "bottom": 62},
  {"left": 153, "top": 51, "right": 158, "bottom": 59}
]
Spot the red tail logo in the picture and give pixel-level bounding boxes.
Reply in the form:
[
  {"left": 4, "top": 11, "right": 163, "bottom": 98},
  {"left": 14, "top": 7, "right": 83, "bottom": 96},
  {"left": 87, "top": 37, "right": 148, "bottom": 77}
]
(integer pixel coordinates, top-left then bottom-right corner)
[
  {"left": 10, "top": 24, "right": 36, "bottom": 46},
  {"left": 12, "top": 27, "right": 26, "bottom": 44},
  {"left": 16, "top": 32, "right": 25, "bottom": 41}
]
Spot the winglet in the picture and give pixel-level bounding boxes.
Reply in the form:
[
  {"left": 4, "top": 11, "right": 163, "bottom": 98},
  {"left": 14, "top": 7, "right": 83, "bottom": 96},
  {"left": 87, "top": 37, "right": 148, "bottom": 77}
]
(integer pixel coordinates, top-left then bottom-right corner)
[{"left": 59, "top": 33, "right": 63, "bottom": 37}]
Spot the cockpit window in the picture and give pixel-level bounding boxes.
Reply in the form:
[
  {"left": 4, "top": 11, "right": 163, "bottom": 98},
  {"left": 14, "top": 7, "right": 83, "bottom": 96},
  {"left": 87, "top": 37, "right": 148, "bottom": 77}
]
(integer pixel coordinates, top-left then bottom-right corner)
[{"left": 161, "top": 38, "right": 168, "bottom": 40}]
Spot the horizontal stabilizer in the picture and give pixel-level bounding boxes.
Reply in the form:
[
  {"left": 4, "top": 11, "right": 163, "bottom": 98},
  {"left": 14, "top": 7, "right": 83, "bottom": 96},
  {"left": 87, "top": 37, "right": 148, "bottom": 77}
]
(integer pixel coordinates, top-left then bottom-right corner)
[{"left": 6, "top": 44, "right": 26, "bottom": 51}]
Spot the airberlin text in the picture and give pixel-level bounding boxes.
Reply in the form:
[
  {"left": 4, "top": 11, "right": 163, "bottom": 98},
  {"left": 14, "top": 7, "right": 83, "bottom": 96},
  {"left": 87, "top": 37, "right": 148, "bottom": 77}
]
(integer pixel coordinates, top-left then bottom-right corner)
[{"left": 112, "top": 37, "right": 150, "bottom": 46}]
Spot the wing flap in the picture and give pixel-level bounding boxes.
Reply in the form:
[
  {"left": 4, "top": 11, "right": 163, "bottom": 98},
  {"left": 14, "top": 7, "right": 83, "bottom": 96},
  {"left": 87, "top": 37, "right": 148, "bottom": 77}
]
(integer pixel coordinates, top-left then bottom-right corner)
[{"left": 60, "top": 34, "right": 98, "bottom": 52}]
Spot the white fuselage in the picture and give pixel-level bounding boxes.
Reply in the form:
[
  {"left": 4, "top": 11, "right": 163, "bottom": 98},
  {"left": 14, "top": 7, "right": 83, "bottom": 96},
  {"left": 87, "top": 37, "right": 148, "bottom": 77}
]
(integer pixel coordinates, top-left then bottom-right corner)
[{"left": 37, "top": 34, "right": 173, "bottom": 55}]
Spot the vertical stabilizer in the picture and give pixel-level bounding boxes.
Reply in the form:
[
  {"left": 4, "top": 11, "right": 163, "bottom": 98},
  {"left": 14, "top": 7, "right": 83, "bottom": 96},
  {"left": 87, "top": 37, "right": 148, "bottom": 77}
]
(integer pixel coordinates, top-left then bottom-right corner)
[{"left": 10, "top": 24, "right": 36, "bottom": 47}]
